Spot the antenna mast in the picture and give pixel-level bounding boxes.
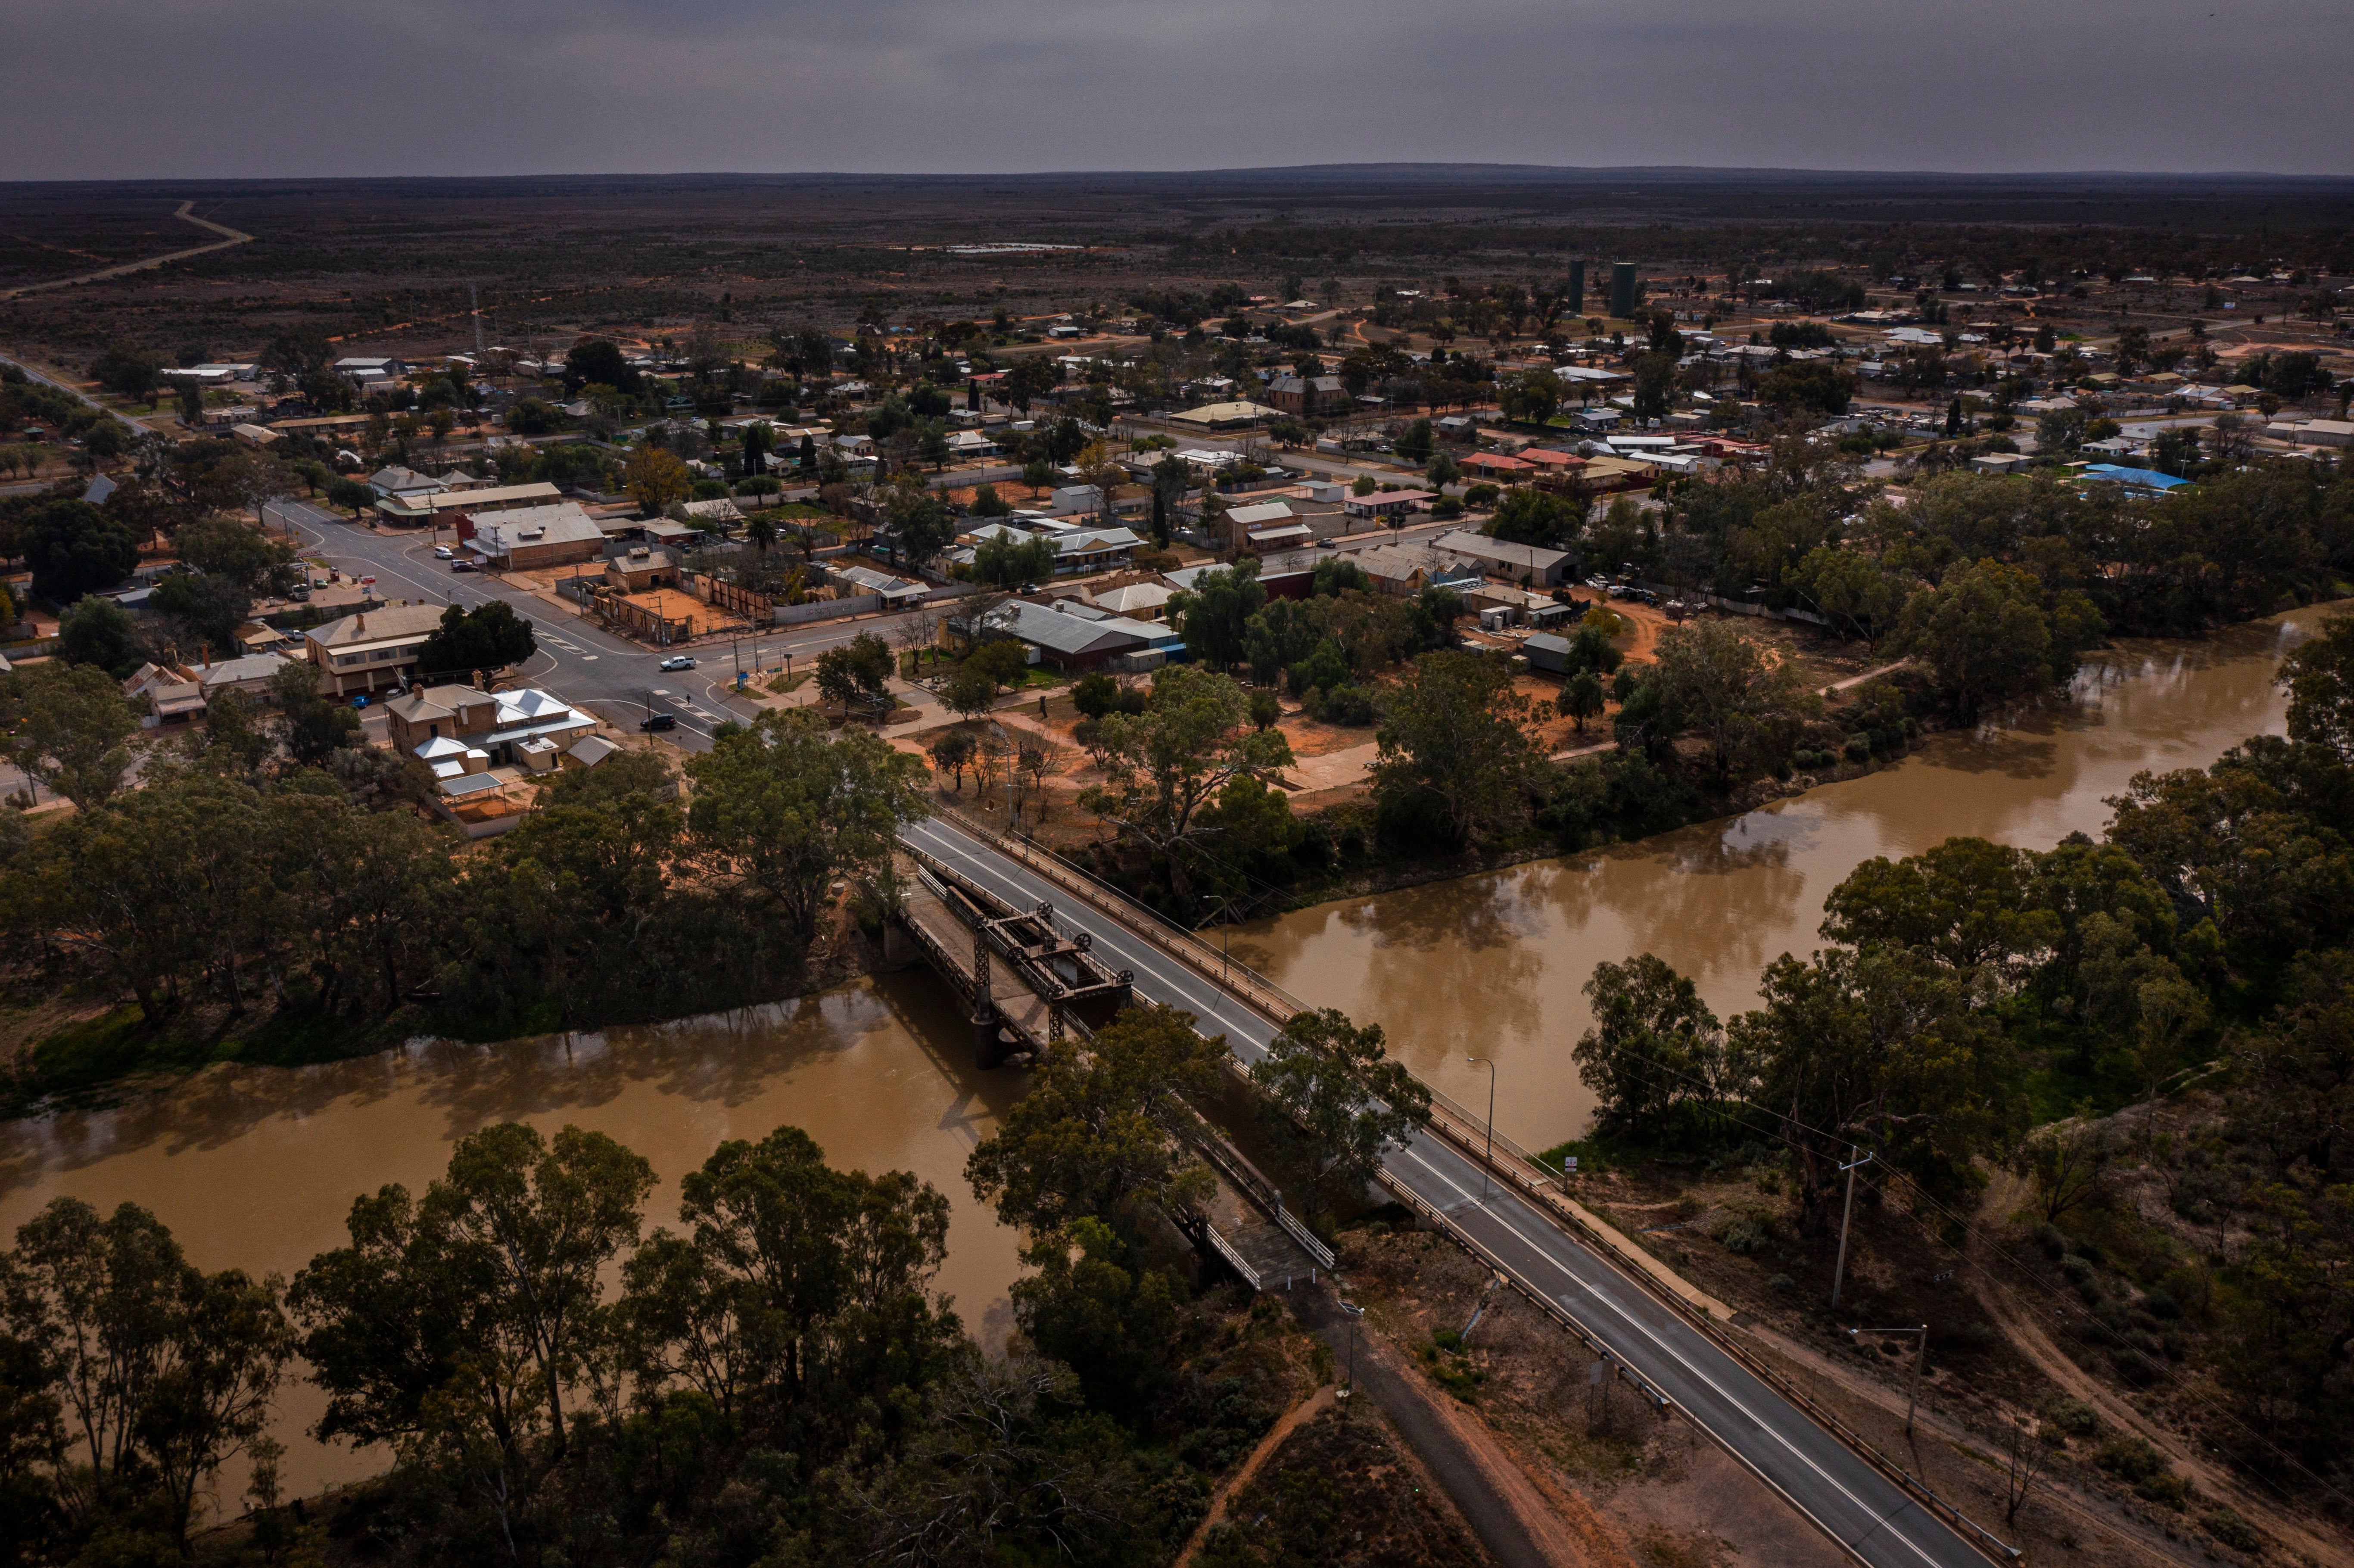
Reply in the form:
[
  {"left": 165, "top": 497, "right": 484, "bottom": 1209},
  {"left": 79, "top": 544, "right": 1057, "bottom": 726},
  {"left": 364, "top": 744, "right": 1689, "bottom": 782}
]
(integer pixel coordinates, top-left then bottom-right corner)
[{"left": 471, "top": 283, "right": 486, "bottom": 358}]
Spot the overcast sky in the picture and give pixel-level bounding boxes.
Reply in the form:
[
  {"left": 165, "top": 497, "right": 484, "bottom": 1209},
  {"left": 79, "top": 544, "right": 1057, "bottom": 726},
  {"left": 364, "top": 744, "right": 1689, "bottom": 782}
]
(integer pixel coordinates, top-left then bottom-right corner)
[{"left": 9, "top": 0, "right": 2350, "bottom": 180}]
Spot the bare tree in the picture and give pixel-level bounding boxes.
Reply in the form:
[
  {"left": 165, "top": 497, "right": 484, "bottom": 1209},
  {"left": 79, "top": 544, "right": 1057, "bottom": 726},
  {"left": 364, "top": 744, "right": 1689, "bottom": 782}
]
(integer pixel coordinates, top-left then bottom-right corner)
[{"left": 2003, "top": 1416, "right": 2051, "bottom": 1524}]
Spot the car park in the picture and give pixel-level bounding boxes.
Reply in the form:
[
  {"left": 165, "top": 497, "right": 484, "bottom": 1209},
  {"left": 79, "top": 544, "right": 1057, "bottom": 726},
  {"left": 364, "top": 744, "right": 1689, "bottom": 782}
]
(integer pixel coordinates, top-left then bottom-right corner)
[
  {"left": 639, "top": 713, "right": 678, "bottom": 731},
  {"left": 658, "top": 655, "right": 697, "bottom": 671}
]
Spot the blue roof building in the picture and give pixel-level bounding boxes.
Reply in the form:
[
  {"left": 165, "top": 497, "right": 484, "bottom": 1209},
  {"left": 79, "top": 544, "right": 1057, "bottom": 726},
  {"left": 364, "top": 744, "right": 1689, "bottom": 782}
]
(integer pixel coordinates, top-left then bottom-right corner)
[{"left": 2080, "top": 464, "right": 2189, "bottom": 495}]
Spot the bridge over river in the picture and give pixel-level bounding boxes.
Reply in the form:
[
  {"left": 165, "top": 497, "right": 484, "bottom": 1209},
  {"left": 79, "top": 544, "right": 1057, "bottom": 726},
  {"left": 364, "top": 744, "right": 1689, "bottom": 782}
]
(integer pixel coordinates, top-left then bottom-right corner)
[{"left": 892, "top": 812, "right": 2017, "bottom": 1568}]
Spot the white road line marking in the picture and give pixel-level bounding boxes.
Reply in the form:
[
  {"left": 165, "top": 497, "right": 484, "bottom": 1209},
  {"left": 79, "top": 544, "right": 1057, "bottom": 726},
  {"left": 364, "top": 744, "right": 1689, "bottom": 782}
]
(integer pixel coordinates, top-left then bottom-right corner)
[{"left": 1391, "top": 1142, "right": 1943, "bottom": 1568}]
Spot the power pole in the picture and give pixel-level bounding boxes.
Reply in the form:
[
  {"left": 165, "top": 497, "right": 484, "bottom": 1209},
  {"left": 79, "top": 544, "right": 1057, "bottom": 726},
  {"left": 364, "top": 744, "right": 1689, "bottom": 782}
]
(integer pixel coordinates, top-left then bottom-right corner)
[
  {"left": 471, "top": 283, "right": 486, "bottom": 359},
  {"left": 1831, "top": 1148, "right": 1874, "bottom": 1311}
]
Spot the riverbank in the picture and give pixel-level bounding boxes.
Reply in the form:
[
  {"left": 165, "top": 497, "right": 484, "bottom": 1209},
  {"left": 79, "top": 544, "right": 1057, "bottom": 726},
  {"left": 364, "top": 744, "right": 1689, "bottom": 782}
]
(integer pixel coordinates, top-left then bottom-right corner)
[{"left": 1229, "top": 605, "right": 2332, "bottom": 1149}]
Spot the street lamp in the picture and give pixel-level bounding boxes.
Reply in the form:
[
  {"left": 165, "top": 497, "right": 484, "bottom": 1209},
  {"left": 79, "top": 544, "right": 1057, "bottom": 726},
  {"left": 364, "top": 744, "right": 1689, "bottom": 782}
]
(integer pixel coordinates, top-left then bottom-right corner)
[
  {"left": 1199, "top": 896, "right": 1230, "bottom": 980},
  {"left": 1466, "top": 1056, "right": 1497, "bottom": 1198},
  {"left": 1848, "top": 1325, "right": 1930, "bottom": 1434}
]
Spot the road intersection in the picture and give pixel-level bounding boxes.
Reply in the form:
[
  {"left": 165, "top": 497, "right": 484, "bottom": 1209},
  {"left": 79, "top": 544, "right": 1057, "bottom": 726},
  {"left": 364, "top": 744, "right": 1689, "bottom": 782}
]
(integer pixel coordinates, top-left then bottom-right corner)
[{"left": 263, "top": 498, "right": 955, "bottom": 751}]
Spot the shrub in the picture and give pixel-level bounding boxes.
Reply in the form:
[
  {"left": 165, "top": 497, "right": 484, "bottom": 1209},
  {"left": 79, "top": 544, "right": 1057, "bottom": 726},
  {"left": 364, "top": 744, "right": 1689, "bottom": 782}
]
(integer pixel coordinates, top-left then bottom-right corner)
[
  {"left": 1431, "top": 495, "right": 1465, "bottom": 520},
  {"left": 1719, "top": 1218, "right": 1771, "bottom": 1256},
  {"left": 1463, "top": 482, "right": 1501, "bottom": 506},
  {"left": 1769, "top": 1273, "right": 1797, "bottom": 1294},
  {"left": 2140, "top": 1288, "right": 2181, "bottom": 1320},
  {"left": 2031, "top": 1223, "right": 2068, "bottom": 1258},
  {"left": 2095, "top": 1434, "right": 2167, "bottom": 1484},
  {"left": 1306, "top": 683, "right": 1376, "bottom": 726},
  {"left": 1947, "top": 1321, "right": 2001, "bottom": 1352},
  {"left": 2059, "top": 1254, "right": 2097, "bottom": 1285},
  {"left": 2046, "top": 1398, "right": 2100, "bottom": 1437},
  {"left": 2201, "top": 1508, "right": 2261, "bottom": 1552}
]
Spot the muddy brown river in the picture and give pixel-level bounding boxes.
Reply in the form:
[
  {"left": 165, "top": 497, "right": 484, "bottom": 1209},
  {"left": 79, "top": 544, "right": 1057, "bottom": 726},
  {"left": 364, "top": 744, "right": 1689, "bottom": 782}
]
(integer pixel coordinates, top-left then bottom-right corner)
[
  {"left": 1229, "top": 606, "right": 2331, "bottom": 1153},
  {"left": 0, "top": 603, "right": 2331, "bottom": 1509}
]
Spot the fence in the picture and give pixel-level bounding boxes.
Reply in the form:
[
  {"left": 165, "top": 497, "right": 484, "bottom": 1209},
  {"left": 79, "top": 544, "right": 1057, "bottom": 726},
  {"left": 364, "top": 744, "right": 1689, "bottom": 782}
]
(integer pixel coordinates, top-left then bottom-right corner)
[{"left": 775, "top": 593, "right": 882, "bottom": 626}]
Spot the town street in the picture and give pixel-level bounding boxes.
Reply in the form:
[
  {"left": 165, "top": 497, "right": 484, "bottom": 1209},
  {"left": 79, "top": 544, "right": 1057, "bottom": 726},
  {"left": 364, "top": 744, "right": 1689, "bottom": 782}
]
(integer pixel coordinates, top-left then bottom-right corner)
[{"left": 264, "top": 498, "right": 962, "bottom": 752}]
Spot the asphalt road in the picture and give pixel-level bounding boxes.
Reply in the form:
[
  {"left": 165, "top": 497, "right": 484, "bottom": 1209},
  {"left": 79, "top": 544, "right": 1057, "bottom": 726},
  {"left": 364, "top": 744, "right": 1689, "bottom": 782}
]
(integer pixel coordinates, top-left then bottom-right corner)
[
  {"left": 903, "top": 813, "right": 1996, "bottom": 1568},
  {"left": 264, "top": 498, "right": 957, "bottom": 752},
  {"left": 1, "top": 353, "right": 149, "bottom": 435}
]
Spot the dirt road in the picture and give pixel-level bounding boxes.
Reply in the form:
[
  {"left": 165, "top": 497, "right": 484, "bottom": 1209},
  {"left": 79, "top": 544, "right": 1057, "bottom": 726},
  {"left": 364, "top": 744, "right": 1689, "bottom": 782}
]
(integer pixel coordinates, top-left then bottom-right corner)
[
  {"left": 1970, "top": 1170, "right": 2349, "bottom": 1567},
  {"left": 1292, "top": 1285, "right": 1592, "bottom": 1567},
  {"left": 2, "top": 200, "right": 253, "bottom": 299}
]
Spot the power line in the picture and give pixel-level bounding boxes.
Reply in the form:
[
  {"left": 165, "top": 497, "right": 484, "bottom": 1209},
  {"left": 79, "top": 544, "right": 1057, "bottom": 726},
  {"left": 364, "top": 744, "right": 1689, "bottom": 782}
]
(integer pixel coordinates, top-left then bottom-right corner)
[{"left": 1557, "top": 1039, "right": 2350, "bottom": 1516}]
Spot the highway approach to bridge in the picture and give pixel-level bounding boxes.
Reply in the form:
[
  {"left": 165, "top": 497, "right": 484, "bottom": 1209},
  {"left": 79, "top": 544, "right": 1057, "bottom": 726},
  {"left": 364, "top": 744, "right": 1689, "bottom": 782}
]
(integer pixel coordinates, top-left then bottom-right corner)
[{"left": 904, "top": 812, "right": 2008, "bottom": 1568}]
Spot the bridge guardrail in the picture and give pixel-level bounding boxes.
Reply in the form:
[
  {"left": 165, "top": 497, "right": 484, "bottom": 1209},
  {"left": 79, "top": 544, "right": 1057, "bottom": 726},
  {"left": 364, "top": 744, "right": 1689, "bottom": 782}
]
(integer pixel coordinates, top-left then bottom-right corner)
[{"left": 933, "top": 809, "right": 2020, "bottom": 1566}]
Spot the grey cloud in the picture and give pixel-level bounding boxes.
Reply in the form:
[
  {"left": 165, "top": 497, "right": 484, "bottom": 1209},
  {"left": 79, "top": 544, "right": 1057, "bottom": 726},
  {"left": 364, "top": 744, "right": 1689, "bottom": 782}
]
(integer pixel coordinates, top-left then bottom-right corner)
[{"left": 3, "top": 0, "right": 2348, "bottom": 177}]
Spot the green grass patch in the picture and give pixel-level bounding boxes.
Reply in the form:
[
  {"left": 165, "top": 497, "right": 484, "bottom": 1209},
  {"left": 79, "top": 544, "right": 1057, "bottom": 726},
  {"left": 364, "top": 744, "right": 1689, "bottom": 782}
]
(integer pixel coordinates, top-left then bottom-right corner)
[
  {"left": 766, "top": 669, "right": 811, "bottom": 695},
  {"left": 25, "top": 1005, "right": 158, "bottom": 1096}
]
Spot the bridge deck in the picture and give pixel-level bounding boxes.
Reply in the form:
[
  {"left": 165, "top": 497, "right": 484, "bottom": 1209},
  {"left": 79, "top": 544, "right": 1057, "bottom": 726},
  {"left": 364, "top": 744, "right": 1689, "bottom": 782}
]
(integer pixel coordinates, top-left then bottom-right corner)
[{"left": 897, "top": 877, "right": 1058, "bottom": 1055}]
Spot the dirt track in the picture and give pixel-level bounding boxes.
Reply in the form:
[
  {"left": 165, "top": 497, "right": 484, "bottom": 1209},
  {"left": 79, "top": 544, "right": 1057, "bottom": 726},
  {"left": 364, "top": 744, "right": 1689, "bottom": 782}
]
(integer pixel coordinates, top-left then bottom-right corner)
[
  {"left": 1291, "top": 1284, "right": 1585, "bottom": 1567},
  {"left": 1970, "top": 1170, "right": 2349, "bottom": 1568}
]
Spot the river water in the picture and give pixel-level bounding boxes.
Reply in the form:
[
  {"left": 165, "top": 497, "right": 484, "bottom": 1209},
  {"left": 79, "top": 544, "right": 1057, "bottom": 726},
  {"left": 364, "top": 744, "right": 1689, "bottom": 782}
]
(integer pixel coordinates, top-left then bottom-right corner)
[
  {"left": 0, "top": 972, "right": 1027, "bottom": 1501},
  {"left": 0, "top": 604, "right": 2330, "bottom": 1508},
  {"left": 1228, "top": 605, "right": 2332, "bottom": 1153}
]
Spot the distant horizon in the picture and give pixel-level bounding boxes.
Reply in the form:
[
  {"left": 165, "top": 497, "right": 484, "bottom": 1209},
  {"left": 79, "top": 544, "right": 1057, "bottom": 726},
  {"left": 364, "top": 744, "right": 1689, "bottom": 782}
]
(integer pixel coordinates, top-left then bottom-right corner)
[
  {"left": 8, "top": 0, "right": 2347, "bottom": 183},
  {"left": 7, "top": 162, "right": 2354, "bottom": 192}
]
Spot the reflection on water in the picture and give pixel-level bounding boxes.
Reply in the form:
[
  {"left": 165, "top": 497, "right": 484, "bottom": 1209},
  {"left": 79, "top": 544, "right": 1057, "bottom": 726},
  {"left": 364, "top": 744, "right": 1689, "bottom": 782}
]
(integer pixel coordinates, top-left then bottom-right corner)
[
  {"left": 0, "top": 971, "right": 1027, "bottom": 1501},
  {"left": 1231, "top": 607, "right": 2334, "bottom": 1153}
]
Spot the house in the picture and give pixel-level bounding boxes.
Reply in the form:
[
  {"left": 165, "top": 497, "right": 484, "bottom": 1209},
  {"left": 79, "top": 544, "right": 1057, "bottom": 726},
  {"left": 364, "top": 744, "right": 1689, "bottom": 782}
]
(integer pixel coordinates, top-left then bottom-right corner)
[
  {"left": 461, "top": 502, "right": 607, "bottom": 569},
  {"left": 387, "top": 684, "right": 597, "bottom": 779},
  {"left": 230, "top": 423, "right": 281, "bottom": 450},
  {"left": 604, "top": 548, "right": 679, "bottom": 593},
  {"left": 1227, "top": 500, "right": 1308, "bottom": 548},
  {"left": 1520, "top": 448, "right": 1588, "bottom": 473},
  {"left": 368, "top": 466, "right": 446, "bottom": 504},
  {"left": 945, "top": 429, "right": 1000, "bottom": 458},
  {"left": 1169, "top": 401, "right": 1282, "bottom": 429},
  {"left": 304, "top": 602, "right": 448, "bottom": 697},
  {"left": 681, "top": 496, "right": 744, "bottom": 528},
  {"left": 1049, "top": 527, "right": 1143, "bottom": 574},
  {"left": 122, "top": 663, "right": 206, "bottom": 727},
  {"left": 375, "top": 481, "right": 565, "bottom": 526},
  {"left": 1432, "top": 530, "right": 1580, "bottom": 587},
  {"left": 1342, "top": 489, "right": 1435, "bottom": 522},
  {"left": 968, "top": 600, "right": 1159, "bottom": 674},
  {"left": 832, "top": 563, "right": 930, "bottom": 607},
  {"left": 194, "top": 652, "right": 294, "bottom": 700},
  {"left": 1461, "top": 453, "right": 1535, "bottom": 479},
  {"left": 1353, "top": 543, "right": 1444, "bottom": 596},
  {"left": 333, "top": 357, "right": 410, "bottom": 379},
  {"left": 1970, "top": 453, "right": 2032, "bottom": 475},
  {"left": 1088, "top": 581, "right": 1177, "bottom": 620},
  {"left": 81, "top": 473, "right": 116, "bottom": 506},
  {"left": 1265, "top": 374, "right": 1347, "bottom": 415}
]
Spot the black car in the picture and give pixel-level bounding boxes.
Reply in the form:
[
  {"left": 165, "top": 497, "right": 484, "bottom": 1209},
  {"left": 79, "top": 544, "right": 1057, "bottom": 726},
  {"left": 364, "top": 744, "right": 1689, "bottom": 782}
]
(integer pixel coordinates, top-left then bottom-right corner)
[{"left": 638, "top": 713, "right": 678, "bottom": 732}]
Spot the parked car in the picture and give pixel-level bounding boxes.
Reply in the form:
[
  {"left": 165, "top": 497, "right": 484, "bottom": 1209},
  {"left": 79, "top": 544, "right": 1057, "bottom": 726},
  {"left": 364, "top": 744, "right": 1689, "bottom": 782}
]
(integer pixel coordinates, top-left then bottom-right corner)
[
  {"left": 451, "top": 559, "right": 479, "bottom": 572},
  {"left": 433, "top": 544, "right": 454, "bottom": 559},
  {"left": 349, "top": 694, "right": 369, "bottom": 709},
  {"left": 658, "top": 655, "right": 697, "bottom": 671},
  {"left": 639, "top": 713, "right": 678, "bottom": 732}
]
